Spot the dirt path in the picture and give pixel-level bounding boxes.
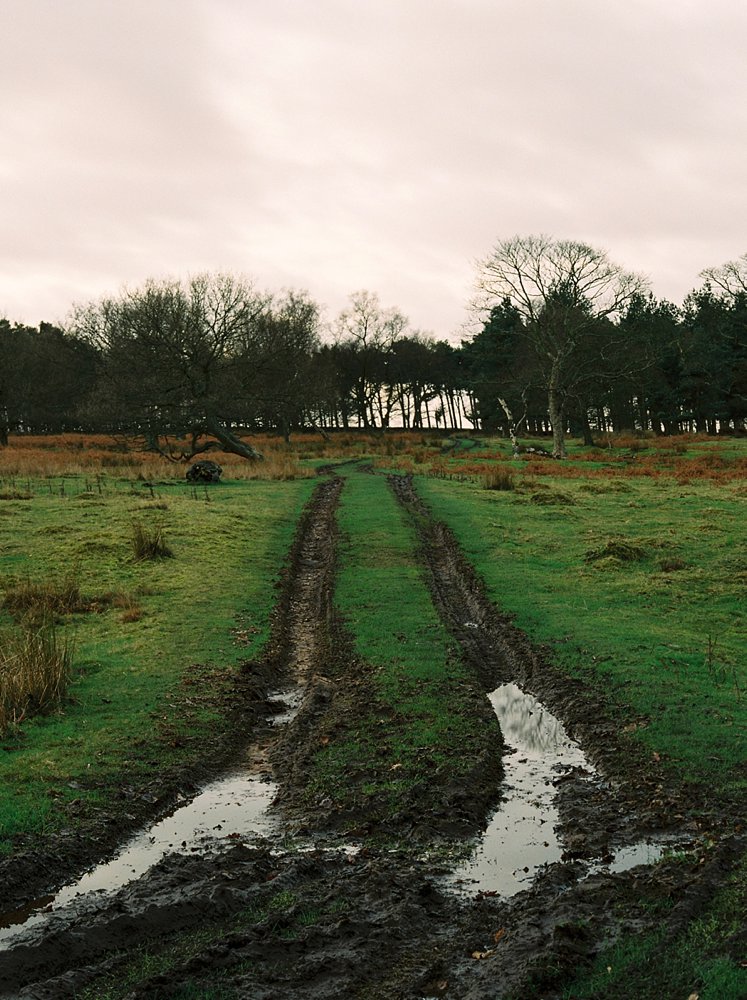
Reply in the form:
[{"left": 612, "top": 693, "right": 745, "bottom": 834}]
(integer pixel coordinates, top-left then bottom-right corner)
[
  {"left": 0, "top": 476, "right": 344, "bottom": 995},
  {"left": 0, "top": 472, "right": 742, "bottom": 999},
  {"left": 388, "top": 473, "right": 687, "bottom": 852}
]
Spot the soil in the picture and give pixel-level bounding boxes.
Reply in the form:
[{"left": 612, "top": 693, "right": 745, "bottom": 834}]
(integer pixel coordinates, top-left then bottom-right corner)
[{"left": 0, "top": 470, "right": 743, "bottom": 999}]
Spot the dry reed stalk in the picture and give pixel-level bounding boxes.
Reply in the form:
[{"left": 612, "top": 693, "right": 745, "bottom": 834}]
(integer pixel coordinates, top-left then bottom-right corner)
[
  {"left": 3, "top": 571, "right": 85, "bottom": 621},
  {"left": 0, "top": 622, "right": 73, "bottom": 732}
]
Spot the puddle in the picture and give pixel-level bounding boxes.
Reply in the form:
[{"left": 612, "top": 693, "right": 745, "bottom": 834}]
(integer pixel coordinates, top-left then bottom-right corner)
[
  {"left": 0, "top": 771, "right": 279, "bottom": 946},
  {"left": 446, "top": 684, "right": 679, "bottom": 897},
  {"left": 446, "top": 683, "right": 589, "bottom": 897},
  {"left": 585, "top": 839, "right": 672, "bottom": 876},
  {"left": 0, "top": 688, "right": 303, "bottom": 948},
  {"left": 268, "top": 687, "right": 304, "bottom": 726}
]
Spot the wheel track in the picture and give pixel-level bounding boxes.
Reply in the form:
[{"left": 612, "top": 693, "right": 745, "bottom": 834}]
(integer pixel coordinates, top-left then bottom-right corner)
[
  {"left": 0, "top": 476, "right": 346, "bottom": 997},
  {"left": 388, "top": 472, "right": 698, "bottom": 847}
]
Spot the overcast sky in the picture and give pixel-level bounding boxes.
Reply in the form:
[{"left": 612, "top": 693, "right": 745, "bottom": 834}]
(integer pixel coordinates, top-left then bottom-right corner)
[{"left": 2, "top": 0, "right": 746, "bottom": 340}]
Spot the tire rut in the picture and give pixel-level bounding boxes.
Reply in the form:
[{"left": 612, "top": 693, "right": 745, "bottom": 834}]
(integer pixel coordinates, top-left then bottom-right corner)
[
  {"left": 0, "top": 476, "right": 346, "bottom": 997},
  {"left": 388, "top": 472, "right": 703, "bottom": 854}
]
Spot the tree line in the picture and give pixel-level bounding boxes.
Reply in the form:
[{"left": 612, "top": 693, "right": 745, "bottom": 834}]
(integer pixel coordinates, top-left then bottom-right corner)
[{"left": 1, "top": 239, "right": 745, "bottom": 458}]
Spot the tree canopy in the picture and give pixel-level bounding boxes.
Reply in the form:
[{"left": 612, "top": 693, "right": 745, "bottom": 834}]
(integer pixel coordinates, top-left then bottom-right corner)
[{"left": 1, "top": 248, "right": 746, "bottom": 451}]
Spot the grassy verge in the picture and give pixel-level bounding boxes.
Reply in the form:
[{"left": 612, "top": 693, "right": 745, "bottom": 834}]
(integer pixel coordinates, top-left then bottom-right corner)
[
  {"left": 305, "top": 469, "right": 501, "bottom": 828},
  {"left": 416, "top": 472, "right": 746, "bottom": 794},
  {"left": 415, "top": 468, "right": 746, "bottom": 997},
  {"left": 0, "top": 475, "right": 314, "bottom": 852}
]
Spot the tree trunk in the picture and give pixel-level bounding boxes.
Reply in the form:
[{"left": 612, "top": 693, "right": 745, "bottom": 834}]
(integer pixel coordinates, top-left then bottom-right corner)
[
  {"left": 204, "top": 415, "right": 263, "bottom": 460},
  {"left": 581, "top": 410, "right": 595, "bottom": 447},
  {"left": 497, "top": 397, "right": 521, "bottom": 457},
  {"left": 548, "top": 385, "right": 567, "bottom": 458}
]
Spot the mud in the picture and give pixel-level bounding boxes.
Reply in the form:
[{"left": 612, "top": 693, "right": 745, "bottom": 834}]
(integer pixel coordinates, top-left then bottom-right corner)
[
  {"left": 0, "top": 470, "right": 743, "bottom": 999},
  {"left": 388, "top": 473, "right": 712, "bottom": 850}
]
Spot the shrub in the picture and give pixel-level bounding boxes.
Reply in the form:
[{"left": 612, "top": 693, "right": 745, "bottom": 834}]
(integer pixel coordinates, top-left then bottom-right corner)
[
  {"left": 131, "top": 521, "right": 173, "bottom": 560},
  {"left": 0, "top": 621, "right": 73, "bottom": 732}
]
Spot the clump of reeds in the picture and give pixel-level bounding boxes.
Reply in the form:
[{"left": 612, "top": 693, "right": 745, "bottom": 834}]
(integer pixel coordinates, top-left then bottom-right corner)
[
  {"left": 131, "top": 521, "right": 173, "bottom": 560},
  {"left": 0, "top": 621, "right": 73, "bottom": 732},
  {"left": 3, "top": 570, "right": 85, "bottom": 621},
  {"left": 94, "top": 589, "right": 145, "bottom": 622},
  {"left": 483, "top": 468, "right": 515, "bottom": 491}
]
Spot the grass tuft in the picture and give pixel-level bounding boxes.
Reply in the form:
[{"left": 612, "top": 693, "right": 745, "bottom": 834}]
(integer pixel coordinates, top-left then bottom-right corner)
[
  {"left": 530, "top": 490, "right": 576, "bottom": 505},
  {"left": 3, "top": 570, "right": 85, "bottom": 620},
  {"left": 0, "top": 621, "right": 73, "bottom": 732},
  {"left": 659, "top": 557, "right": 689, "bottom": 572},
  {"left": 130, "top": 522, "right": 173, "bottom": 561},
  {"left": 483, "top": 468, "right": 515, "bottom": 491},
  {"left": 585, "top": 539, "right": 647, "bottom": 563}
]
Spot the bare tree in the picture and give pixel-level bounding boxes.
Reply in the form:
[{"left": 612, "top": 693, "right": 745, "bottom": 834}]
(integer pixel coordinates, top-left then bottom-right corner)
[
  {"left": 700, "top": 252, "right": 747, "bottom": 298},
  {"left": 475, "top": 235, "right": 648, "bottom": 456},
  {"left": 72, "top": 273, "right": 275, "bottom": 461},
  {"left": 334, "top": 291, "right": 408, "bottom": 429}
]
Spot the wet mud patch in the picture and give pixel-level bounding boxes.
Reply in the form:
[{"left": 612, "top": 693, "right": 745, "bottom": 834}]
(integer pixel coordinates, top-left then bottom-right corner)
[{"left": 9, "top": 840, "right": 739, "bottom": 1000}]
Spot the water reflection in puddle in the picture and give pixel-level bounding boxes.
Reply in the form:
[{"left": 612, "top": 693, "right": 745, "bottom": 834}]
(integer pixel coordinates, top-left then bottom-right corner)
[
  {"left": 0, "top": 688, "right": 300, "bottom": 947},
  {"left": 587, "top": 840, "right": 669, "bottom": 875},
  {"left": 446, "top": 683, "right": 590, "bottom": 897},
  {"left": 446, "top": 684, "right": 676, "bottom": 897}
]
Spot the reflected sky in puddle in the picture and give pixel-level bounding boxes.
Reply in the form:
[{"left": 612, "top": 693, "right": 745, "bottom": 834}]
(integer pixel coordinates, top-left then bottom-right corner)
[
  {"left": 0, "top": 689, "right": 301, "bottom": 947},
  {"left": 0, "top": 772, "right": 279, "bottom": 946},
  {"left": 446, "top": 683, "right": 591, "bottom": 897},
  {"left": 446, "top": 684, "right": 683, "bottom": 898}
]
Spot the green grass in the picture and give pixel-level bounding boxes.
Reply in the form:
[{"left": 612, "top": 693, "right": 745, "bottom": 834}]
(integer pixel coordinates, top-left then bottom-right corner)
[
  {"left": 306, "top": 469, "right": 500, "bottom": 820},
  {"left": 0, "top": 475, "right": 314, "bottom": 850},
  {"left": 417, "top": 472, "right": 746, "bottom": 797}
]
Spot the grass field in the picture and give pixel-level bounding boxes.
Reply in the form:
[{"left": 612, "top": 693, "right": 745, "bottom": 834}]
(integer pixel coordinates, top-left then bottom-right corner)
[
  {"left": 417, "top": 469, "right": 746, "bottom": 795},
  {"left": 0, "top": 471, "right": 314, "bottom": 851},
  {"left": 1, "top": 431, "right": 745, "bottom": 998},
  {"left": 415, "top": 444, "right": 747, "bottom": 1000}
]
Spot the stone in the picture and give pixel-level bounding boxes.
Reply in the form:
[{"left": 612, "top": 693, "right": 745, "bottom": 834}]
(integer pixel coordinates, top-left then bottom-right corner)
[{"left": 186, "top": 460, "right": 223, "bottom": 483}]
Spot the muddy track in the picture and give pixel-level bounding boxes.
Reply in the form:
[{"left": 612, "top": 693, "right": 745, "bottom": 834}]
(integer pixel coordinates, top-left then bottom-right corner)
[
  {"left": 0, "top": 476, "right": 344, "bottom": 994},
  {"left": 1, "top": 472, "right": 744, "bottom": 999},
  {"left": 388, "top": 472, "right": 712, "bottom": 851}
]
